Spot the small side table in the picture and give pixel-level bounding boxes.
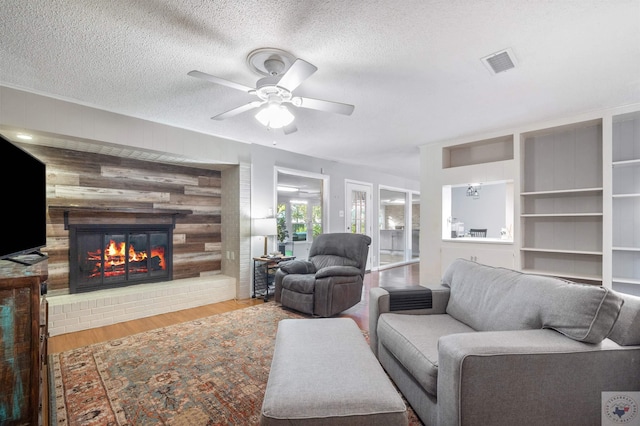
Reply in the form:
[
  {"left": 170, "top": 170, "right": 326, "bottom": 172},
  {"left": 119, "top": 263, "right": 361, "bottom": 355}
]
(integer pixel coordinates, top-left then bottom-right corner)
[{"left": 252, "top": 256, "right": 295, "bottom": 302}]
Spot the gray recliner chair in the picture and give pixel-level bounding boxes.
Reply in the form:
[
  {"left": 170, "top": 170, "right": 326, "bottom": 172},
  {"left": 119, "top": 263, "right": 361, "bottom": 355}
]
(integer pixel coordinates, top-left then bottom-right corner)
[{"left": 274, "top": 233, "right": 371, "bottom": 317}]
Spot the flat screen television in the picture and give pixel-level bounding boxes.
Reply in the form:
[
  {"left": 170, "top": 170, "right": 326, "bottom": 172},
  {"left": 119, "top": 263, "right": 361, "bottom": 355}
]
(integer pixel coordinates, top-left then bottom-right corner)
[{"left": 0, "top": 133, "right": 48, "bottom": 265}]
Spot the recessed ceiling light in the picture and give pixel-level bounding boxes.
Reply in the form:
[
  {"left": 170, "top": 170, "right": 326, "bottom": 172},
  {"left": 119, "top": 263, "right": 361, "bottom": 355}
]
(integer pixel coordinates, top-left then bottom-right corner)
[{"left": 16, "top": 133, "right": 33, "bottom": 140}]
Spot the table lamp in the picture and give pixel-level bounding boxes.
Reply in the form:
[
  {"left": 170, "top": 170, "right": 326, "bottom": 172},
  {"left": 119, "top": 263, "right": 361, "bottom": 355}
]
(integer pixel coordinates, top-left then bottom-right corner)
[{"left": 253, "top": 218, "right": 277, "bottom": 256}]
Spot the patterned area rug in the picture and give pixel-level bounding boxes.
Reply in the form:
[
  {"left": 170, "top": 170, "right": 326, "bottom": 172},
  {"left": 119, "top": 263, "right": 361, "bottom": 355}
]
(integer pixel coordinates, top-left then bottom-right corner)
[{"left": 50, "top": 302, "right": 423, "bottom": 425}]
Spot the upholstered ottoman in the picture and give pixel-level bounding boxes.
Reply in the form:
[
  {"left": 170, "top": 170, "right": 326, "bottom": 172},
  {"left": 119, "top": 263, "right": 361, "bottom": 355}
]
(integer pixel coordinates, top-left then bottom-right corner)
[{"left": 260, "top": 318, "right": 408, "bottom": 425}]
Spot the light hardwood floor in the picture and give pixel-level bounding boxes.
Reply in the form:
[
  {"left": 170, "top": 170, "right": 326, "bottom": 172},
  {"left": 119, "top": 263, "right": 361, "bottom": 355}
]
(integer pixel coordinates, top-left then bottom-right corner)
[
  {"left": 48, "top": 262, "right": 420, "bottom": 353},
  {"left": 44, "top": 263, "right": 420, "bottom": 425}
]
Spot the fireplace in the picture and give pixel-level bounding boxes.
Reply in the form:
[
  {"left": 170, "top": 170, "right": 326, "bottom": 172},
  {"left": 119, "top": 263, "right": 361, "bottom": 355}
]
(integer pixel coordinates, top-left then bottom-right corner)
[{"left": 69, "top": 224, "right": 173, "bottom": 293}]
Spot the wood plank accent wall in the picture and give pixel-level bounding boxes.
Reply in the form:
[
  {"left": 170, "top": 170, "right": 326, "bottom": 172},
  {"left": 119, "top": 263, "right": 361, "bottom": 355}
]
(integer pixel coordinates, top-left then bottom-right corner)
[{"left": 17, "top": 143, "right": 224, "bottom": 293}]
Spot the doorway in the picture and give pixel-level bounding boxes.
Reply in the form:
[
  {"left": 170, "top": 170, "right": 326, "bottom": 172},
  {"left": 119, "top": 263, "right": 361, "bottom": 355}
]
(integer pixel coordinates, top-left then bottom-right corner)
[
  {"left": 345, "top": 180, "right": 373, "bottom": 270},
  {"left": 379, "top": 187, "right": 420, "bottom": 268},
  {"left": 276, "top": 168, "right": 328, "bottom": 260}
]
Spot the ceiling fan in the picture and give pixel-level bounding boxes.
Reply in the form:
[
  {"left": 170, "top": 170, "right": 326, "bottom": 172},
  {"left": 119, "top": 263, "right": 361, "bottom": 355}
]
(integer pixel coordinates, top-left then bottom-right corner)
[{"left": 188, "top": 48, "right": 355, "bottom": 134}]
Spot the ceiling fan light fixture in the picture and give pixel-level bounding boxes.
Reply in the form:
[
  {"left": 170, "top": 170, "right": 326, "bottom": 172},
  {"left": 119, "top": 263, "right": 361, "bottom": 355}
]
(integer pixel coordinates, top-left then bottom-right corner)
[
  {"left": 255, "top": 103, "right": 295, "bottom": 129},
  {"left": 189, "top": 48, "right": 354, "bottom": 132}
]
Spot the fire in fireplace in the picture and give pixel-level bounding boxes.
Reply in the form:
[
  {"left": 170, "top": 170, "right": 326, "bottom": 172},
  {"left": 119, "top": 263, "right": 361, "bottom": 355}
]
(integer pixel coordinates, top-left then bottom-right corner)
[
  {"left": 87, "top": 238, "right": 166, "bottom": 278},
  {"left": 69, "top": 224, "right": 173, "bottom": 293}
]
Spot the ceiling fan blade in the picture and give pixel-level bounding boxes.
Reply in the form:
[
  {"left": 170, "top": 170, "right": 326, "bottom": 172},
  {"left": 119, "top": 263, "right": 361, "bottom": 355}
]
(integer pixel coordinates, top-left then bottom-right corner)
[
  {"left": 188, "top": 70, "right": 254, "bottom": 93},
  {"left": 294, "top": 96, "right": 355, "bottom": 116},
  {"left": 276, "top": 59, "right": 318, "bottom": 92},
  {"left": 283, "top": 122, "right": 298, "bottom": 135},
  {"left": 211, "top": 101, "right": 262, "bottom": 120}
]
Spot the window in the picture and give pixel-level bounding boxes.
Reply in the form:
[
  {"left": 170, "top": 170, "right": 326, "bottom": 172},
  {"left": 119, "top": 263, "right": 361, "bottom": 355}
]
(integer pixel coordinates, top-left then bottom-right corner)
[
  {"left": 276, "top": 204, "right": 288, "bottom": 244},
  {"left": 291, "top": 201, "right": 307, "bottom": 241},
  {"left": 379, "top": 187, "right": 420, "bottom": 267},
  {"left": 311, "top": 204, "right": 322, "bottom": 237},
  {"left": 276, "top": 168, "right": 328, "bottom": 257}
]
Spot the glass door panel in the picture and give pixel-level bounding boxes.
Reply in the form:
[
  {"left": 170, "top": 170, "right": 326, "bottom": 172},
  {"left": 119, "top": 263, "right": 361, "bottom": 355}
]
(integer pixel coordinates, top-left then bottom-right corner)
[
  {"left": 351, "top": 189, "right": 367, "bottom": 234},
  {"left": 346, "top": 182, "right": 372, "bottom": 236},
  {"left": 379, "top": 189, "right": 406, "bottom": 266},
  {"left": 346, "top": 181, "right": 372, "bottom": 270},
  {"left": 277, "top": 169, "right": 326, "bottom": 259},
  {"left": 411, "top": 193, "right": 420, "bottom": 259}
]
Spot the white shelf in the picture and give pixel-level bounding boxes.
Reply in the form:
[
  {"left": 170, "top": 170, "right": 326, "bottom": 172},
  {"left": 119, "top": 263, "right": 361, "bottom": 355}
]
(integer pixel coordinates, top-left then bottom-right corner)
[
  {"left": 520, "top": 187, "right": 603, "bottom": 196},
  {"left": 521, "top": 247, "right": 603, "bottom": 256},
  {"left": 613, "top": 246, "right": 640, "bottom": 252},
  {"left": 442, "top": 237, "right": 513, "bottom": 245},
  {"left": 613, "top": 159, "right": 640, "bottom": 167},
  {"left": 612, "top": 193, "right": 640, "bottom": 198},
  {"left": 520, "top": 213, "right": 602, "bottom": 217},
  {"left": 612, "top": 277, "right": 640, "bottom": 285},
  {"left": 521, "top": 189, "right": 602, "bottom": 216},
  {"left": 521, "top": 268, "right": 602, "bottom": 282}
]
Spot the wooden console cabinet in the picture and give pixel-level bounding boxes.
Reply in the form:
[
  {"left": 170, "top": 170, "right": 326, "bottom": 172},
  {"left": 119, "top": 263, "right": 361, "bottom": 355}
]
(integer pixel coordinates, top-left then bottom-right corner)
[{"left": 0, "top": 261, "right": 48, "bottom": 425}]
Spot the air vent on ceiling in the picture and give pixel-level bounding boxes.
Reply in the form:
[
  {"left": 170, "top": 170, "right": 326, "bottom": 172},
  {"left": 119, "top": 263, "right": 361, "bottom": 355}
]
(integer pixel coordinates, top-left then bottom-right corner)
[{"left": 481, "top": 48, "right": 517, "bottom": 74}]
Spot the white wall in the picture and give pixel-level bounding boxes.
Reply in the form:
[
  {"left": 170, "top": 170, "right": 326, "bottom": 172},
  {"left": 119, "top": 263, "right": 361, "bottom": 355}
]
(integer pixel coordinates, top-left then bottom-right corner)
[
  {"left": 0, "top": 85, "right": 420, "bottom": 300},
  {"left": 249, "top": 144, "right": 419, "bottom": 266}
]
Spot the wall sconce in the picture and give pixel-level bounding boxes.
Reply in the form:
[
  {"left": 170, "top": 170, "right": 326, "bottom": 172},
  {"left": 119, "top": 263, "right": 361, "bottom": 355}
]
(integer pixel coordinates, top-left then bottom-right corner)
[{"left": 252, "top": 218, "right": 278, "bottom": 256}]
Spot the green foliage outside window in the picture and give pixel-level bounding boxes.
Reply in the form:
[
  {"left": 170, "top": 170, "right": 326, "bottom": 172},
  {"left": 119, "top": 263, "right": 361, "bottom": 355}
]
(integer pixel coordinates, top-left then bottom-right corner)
[
  {"left": 291, "top": 203, "right": 306, "bottom": 223},
  {"left": 312, "top": 205, "right": 322, "bottom": 237},
  {"left": 278, "top": 201, "right": 323, "bottom": 242},
  {"left": 276, "top": 204, "right": 289, "bottom": 243}
]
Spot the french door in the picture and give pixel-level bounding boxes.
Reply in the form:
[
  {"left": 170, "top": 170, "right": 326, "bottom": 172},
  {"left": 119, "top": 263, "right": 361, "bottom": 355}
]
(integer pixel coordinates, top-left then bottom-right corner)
[{"left": 345, "top": 180, "right": 373, "bottom": 270}]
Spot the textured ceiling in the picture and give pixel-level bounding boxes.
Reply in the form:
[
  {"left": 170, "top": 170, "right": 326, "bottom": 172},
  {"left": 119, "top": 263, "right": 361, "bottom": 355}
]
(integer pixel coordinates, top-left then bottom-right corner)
[{"left": 1, "top": 0, "right": 639, "bottom": 181}]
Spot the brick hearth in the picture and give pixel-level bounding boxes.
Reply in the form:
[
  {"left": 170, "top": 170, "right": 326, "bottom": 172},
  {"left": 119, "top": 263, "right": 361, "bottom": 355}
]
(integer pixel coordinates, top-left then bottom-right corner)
[{"left": 47, "top": 274, "right": 235, "bottom": 336}]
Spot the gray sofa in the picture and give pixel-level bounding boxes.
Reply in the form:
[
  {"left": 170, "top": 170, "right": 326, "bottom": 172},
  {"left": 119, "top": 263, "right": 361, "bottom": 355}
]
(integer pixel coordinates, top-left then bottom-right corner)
[{"left": 369, "top": 259, "right": 640, "bottom": 426}]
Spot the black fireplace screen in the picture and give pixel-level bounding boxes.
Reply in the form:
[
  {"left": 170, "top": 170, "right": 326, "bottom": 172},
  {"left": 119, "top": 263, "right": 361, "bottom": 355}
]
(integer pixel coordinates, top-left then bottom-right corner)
[{"left": 69, "top": 224, "right": 173, "bottom": 293}]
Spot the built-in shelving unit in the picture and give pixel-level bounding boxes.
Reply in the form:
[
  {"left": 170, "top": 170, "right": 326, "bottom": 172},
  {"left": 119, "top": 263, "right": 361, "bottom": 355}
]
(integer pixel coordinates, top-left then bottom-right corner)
[
  {"left": 612, "top": 111, "right": 640, "bottom": 291},
  {"left": 520, "top": 119, "right": 603, "bottom": 284},
  {"left": 425, "top": 105, "right": 640, "bottom": 292}
]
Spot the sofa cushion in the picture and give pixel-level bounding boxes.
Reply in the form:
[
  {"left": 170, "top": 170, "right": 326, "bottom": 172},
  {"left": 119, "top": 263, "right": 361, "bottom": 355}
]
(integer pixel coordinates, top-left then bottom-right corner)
[
  {"left": 281, "top": 274, "right": 316, "bottom": 294},
  {"left": 280, "top": 288, "right": 314, "bottom": 315},
  {"left": 442, "top": 259, "right": 624, "bottom": 344},
  {"left": 312, "top": 254, "right": 359, "bottom": 269},
  {"left": 377, "top": 313, "right": 475, "bottom": 397},
  {"left": 315, "top": 265, "right": 362, "bottom": 279},
  {"left": 608, "top": 293, "right": 640, "bottom": 346},
  {"left": 279, "top": 260, "right": 316, "bottom": 274},
  {"left": 308, "top": 233, "right": 371, "bottom": 273}
]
